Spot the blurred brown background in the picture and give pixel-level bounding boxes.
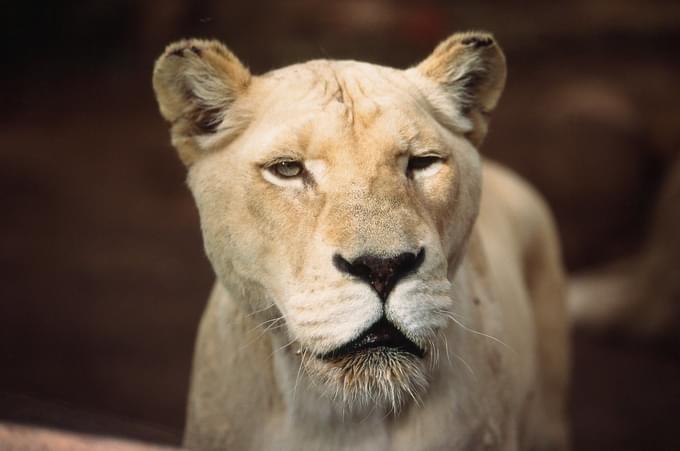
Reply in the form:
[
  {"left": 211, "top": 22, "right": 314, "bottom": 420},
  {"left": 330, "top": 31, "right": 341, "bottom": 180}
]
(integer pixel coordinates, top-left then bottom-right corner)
[{"left": 1, "top": 1, "right": 679, "bottom": 450}]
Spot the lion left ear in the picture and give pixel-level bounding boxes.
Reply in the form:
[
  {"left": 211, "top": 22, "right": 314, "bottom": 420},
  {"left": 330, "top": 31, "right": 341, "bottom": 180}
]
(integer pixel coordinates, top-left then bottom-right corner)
[{"left": 411, "top": 31, "right": 506, "bottom": 146}]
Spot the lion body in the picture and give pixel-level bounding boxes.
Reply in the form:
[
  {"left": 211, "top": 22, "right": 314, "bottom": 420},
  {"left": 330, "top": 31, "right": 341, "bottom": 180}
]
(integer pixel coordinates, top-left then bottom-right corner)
[{"left": 153, "top": 32, "right": 569, "bottom": 451}]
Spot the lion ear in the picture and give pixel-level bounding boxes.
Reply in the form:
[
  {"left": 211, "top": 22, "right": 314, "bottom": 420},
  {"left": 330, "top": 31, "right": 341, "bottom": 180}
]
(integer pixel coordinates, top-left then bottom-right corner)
[
  {"left": 412, "top": 31, "right": 506, "bottom": 146},
  {"left": 152, "top": 39, "right": 251, "bottom": 165}
]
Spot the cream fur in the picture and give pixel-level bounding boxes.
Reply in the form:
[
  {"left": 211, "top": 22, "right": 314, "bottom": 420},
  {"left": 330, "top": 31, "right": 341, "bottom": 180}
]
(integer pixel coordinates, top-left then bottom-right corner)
[{"left": 153, "top": 32, "right": 569, "bottom": 451}]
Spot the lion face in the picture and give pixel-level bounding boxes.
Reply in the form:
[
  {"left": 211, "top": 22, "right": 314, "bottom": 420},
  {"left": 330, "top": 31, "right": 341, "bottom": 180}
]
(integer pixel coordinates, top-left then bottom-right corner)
[{"left": 153, "top": 33, "right": 506, "bottom": 412}]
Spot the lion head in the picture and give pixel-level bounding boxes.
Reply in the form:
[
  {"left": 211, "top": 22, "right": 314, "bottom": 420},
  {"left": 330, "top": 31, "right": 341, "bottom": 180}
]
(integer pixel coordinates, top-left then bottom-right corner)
[{"left": 153, "top": 32, "right": 506, "bottom": 413}]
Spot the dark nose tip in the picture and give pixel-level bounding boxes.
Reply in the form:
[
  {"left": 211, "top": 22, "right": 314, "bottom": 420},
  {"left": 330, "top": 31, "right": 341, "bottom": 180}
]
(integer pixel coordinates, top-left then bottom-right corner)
[{"left": 333, "top": 248, "right": 425, "bottom": 302}]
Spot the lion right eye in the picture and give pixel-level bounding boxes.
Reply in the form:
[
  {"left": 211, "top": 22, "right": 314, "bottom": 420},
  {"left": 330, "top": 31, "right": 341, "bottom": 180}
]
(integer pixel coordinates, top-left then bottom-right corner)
[{"left": 268, "top": 160, "right": 304, "bottom": 178}]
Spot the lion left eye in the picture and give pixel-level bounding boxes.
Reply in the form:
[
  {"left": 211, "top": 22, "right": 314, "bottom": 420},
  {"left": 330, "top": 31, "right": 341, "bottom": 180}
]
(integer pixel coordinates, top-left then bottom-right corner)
[
  {"left": 269, "top": 160, "right": 304, "bottom": 178},
  {"left": 407, "top": 155, "right": 442, "bottom": 172}
]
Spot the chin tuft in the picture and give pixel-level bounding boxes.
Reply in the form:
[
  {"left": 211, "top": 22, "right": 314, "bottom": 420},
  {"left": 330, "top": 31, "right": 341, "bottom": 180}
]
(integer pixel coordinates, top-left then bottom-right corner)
[{"left": 305, "top": 350, "right": 429, "bottom": 414}]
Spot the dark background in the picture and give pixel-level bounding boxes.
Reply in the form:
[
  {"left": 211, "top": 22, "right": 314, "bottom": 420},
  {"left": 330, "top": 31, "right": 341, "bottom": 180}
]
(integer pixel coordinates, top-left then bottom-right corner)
[{"left": 1, "top": 1, "right": 679, "bottom": 450}]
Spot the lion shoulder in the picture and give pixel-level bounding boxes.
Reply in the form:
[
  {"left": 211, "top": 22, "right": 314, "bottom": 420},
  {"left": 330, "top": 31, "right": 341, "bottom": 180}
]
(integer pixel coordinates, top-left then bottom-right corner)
[{"left": 479, "top": 160, "right": 561, "bottom": 265}]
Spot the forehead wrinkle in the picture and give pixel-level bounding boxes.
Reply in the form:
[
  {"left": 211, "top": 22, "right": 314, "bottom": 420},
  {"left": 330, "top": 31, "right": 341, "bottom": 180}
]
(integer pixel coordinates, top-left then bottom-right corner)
[
  {"left": 348, "top": 72, "right": 383, "bottom": 130},
  {"left": 398, "top": 118, "right": 447, "bottom": 155},
  {"left": 341, "top": 65, "right": 435, "bottom": 139},
  {"left": 394, "top": 117, "right": 420, "bottom": 152},
  {"left": 332, "top": 69, "right": 355, "bottom": 125},
  {"left": 291, "top": 61, "right": 347, "bottom": 111},
  {"left": 328, "top": 62, "right": 397, "bottom": 132}
]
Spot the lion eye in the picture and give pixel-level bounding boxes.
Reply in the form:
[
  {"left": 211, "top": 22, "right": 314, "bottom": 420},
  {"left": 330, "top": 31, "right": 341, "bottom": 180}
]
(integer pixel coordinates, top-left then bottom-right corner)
[
  {"left": 269, "top": 160, "right": 304, "bottom": 178},
  {"left": 407, "top": 155, "right": 442, "bottom": 172}
]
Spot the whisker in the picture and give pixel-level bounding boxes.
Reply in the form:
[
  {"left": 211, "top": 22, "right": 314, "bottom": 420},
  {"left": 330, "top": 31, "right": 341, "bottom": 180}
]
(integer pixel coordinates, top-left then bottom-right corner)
[
  {"left": 436, "top": 309, "right": 515, "bottom": 354},
  {"left": 270, "top": 337, "right": 298, "bottom": 358},
  {"left": 260, "top": 317, "right": 285, "bottom": 333},
  {"left": 453, "top": 352, "right": 475, "bottom": 377},
  {"left": 246, "top": 303, "right": 277, "bottom": 318},
  {"left": 292, "top": 349, "right": 307, "bottom": 404},
  {"left": 436, "top": 323, "right": 476, "bottom": 377},
  {"left": 237, "top": 314, "right": 288, "bottom": 354}
]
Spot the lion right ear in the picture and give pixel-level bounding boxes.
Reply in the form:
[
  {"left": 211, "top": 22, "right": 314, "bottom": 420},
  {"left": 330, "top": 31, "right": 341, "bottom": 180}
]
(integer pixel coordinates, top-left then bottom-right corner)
[{"left": 152, "top": 39, "right": 251, "bottom": 165}]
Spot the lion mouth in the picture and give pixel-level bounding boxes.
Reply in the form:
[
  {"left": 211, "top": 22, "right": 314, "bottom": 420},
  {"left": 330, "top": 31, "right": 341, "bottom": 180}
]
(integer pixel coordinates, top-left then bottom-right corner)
[{"left": 320, "top": 317, "right": 425, "bottom": 360}]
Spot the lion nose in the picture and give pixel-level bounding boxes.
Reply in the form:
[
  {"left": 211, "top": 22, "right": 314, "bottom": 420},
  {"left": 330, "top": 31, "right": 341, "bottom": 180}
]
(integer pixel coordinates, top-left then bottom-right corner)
[{"left": 333, "top": 248, "right": 425, "bottom": 302}]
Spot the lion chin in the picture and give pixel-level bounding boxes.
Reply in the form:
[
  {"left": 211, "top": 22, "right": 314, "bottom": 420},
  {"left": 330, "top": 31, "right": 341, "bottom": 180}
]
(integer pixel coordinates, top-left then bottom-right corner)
[
  {"left": 303, "top": 317, "right": 430, "bottom": 413},
  {"left": 306, "top": 349, "right": 428, "bottom": 414}
]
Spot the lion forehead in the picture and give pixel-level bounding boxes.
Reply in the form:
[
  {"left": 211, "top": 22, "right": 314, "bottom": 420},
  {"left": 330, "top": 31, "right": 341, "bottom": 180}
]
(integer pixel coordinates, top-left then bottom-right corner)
[
  {"left": 252, "top": 60, "right": 441, "bottom": 133},
  {"left": 229, "top": 62, "right": 457, "bottom": 179}
]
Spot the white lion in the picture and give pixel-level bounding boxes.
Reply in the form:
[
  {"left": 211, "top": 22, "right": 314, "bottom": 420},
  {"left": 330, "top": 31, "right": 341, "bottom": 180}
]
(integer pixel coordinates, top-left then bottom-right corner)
[{"left": 153, "top": 31, "right": 569, "bottom": 451}]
